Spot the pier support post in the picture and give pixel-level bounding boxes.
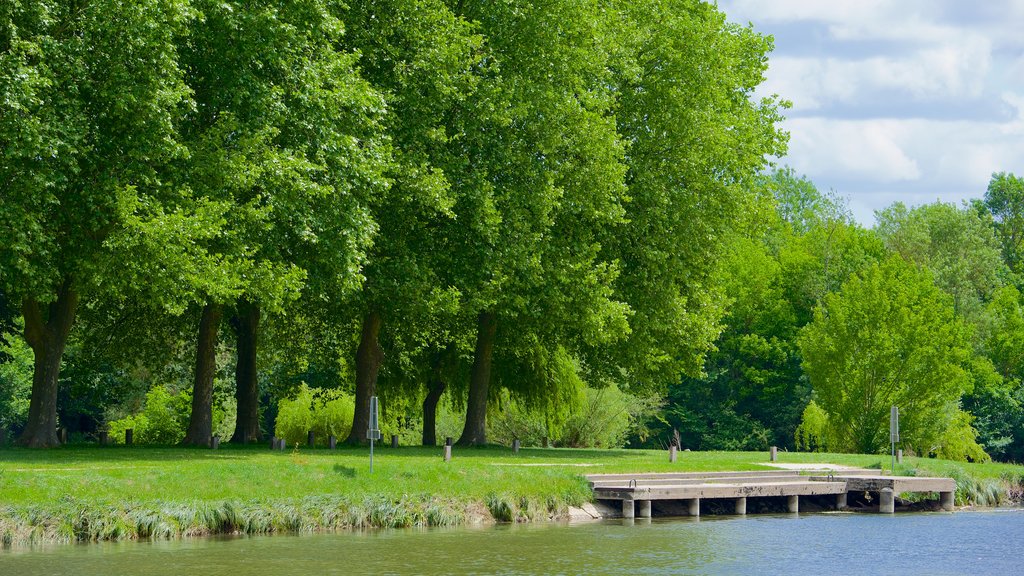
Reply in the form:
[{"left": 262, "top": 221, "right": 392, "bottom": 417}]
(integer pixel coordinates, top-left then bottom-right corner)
[
  {"left": 687, "top": 498, "right": 700, "bottom": 517},
  {"left": 836, "top": 492, "right": 848, "bottom": 510},
  {"left": 787, "top": 495, "right": 799, "bottom": 513},
  {"left": 940, "top": 491, "right": 954, "bottom": 511},
  {"left": 880, "top": 488, "right": 895, "bottom": 514},
  {"left": 622, "top": 499, "right": 635, "bottom": 519},
  {"left": 735, "top": 497, "right": 747, "bottom": 515},
  {"left": 638, "top": 500, "right": 651, "bottom": 518}
]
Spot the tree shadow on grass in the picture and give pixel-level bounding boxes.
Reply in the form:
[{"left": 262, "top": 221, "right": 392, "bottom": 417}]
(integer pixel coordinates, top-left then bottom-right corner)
[{"left": 333, "top": 464, "right": 356, "bottom": 477}]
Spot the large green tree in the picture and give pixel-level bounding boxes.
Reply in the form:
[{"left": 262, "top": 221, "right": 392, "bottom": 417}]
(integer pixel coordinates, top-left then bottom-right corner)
[
  {"left": 442, "top": 0, "right": 633, "bottom": 446},
  {"left": 333, "top": 0, "right": 479, "bottom": 445},
  {"left": 170, "top": 0, "right": 390, "bottom": 445},
  {"left": 594, "top": 0, "right": 788, "bottom": 392},
  {"left": 800, "top": 257, "right": 973, "bottom": 454},
  {"left": 0, "top": 0, "right": 193, "bottom": 447}
]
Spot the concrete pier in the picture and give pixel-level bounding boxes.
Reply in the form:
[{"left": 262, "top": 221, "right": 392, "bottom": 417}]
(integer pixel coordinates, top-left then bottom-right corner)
[
  {"left": 638, "top": 500, "right": 652, "bottom": 518},
  {"left": 940, "top": 491, "right": 955, "bottom": 511},
  {"left": 588, "top": 470, "right": 957, "bottom": 520},
  {"left": 880, "top": 488, "right": 895, "bottom": 514},
  {"left": 688, "top": 498, "right": 700, "bottom": 517}
]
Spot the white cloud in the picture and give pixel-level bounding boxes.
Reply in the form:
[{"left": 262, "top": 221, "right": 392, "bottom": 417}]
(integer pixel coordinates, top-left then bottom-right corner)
[
  {"left": 718, "top": 0, "right": 1024, "bottom": 224},
  {"left": 785, "top": 118, "right": 921, "bottom": 182}
]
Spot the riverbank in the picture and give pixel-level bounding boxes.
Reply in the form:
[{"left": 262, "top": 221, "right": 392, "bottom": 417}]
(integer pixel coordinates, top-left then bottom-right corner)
[{"left": 2, "top": 445, "right": 1022, "bottom": 547}]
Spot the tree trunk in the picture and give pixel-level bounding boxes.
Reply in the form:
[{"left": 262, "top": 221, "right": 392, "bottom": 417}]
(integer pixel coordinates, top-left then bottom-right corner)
[
  {"left": 458, "top": 311, "right": 496, "bottom": 446},
  {"left": 18, "top": 280, "right": 79, "bottom": 448},
  {"left": 345, "top": 311, "right": 383, "bottom": 445},
  {"left": 231, "top": 298, "right": 261, "bottom": 443},
  {"left": 422, "top": 353, "right": 447, "bottom": 447},
  {"left": 184, "top": 303, "right": 222, "bottom": 446}
]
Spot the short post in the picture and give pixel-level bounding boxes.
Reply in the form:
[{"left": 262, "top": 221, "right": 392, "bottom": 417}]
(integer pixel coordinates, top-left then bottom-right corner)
[
  {"left": 277, "top": 438, "right": 286, "bottom": 451},
  {"left": 622, "top": 499, "right": 635, "bottom": 519},
  {"left": 391, "top": 434, "right": 399, "bottom": 449},
  {"left": 734, "top": 497, "right": 747, "bottom": 515},
  {"left": 897, "top": 449, "right": 903, "bottom": 464},
  {"left": 836, "top": 492, "right": 848, "bottom": 510},
  {"left": 307, "top": 430, "right": 315, "bottom": 448},
  {"left": 669, "top": 445, "right": 678, "bottom": 463},
  {"left": 637, "top": 500, "right": 652, "bottom": 519},
  {"left": 329, "top": 435, "right": 337, "bottom": 450},
  {"left": 59, "top": 428, "right": 68, "bottom": 445},
  {"left": 769, "top": 446, "right": 778, "bottom": 462},
  {"left": 125, "top": 428, "right": 133, "bottom": 446},
  {"left": 787, "top": 495, "right": 799, "bottom": 513},
  {"left": 687, "top": 498, "right": 700, "bottom": 517},
  {"left": 0, "top": 427, "right": 6, "bottom": 447},
  {"left": 99, "top": 430, "right": 108, "bottom": 446},
  {"left": 512, "top": 439, "right": 521, "bottom": 454},
  {"left": 940, "top": 491, "right": 954, "bottom": 511},
  {"left": 879, "top": 488, "right": 895, "bottom": 514},
  {"left": 444, "top": 436, "right": 452, "bottom": 462},
  {"left": 542, "top": 436, "right": 549, "bottom": 448},
  {"left": 270, "top": 437, "right": 277, "bottom": 450},
  {"left": 211, "top": 435, "right": 220, "bottom": 450}
]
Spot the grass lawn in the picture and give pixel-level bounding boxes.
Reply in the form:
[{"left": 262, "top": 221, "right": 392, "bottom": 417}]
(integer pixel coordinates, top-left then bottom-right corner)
[{"left": 1, "top": 444, "right": 1022, "bottom": 545}]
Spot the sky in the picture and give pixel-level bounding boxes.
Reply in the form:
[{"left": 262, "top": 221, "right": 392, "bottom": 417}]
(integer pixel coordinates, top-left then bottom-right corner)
[{"left": 716, "top": 0, "right": 1024, "bottom": 225}]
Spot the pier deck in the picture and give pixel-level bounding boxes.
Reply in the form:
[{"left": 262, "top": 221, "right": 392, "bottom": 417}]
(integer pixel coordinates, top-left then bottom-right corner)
[{"left": 587, "top": 470, "right": 956, "bottom": 518}]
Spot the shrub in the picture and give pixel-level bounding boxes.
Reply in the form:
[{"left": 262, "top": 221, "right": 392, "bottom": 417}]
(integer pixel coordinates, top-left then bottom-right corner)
[
  {"left": 795, "top": 400, "right": 829, "bottom": 452},
  {"left": 274, "top": 384, "right": 354, "bottom": 445},
  {"left": 105, "top": 386, "right": 234, "bottom": 445}
]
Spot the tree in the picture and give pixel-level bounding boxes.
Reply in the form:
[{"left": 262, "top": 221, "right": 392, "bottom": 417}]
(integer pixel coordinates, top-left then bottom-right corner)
[
  {"left": 593, "top": 0, "right": 789, "bottom": 392},
  {"left": 982, "top": 172, "right": 1024, "bottom": 277},
  {"left": 875, "top": 201, "right": 1005, "bottom": 326},
  {"left": 799, "top": 257, "right": 973, "bottom": 455},
  {"left": 334, "top": 0, "right": 479, "bottom": 445},
  {"left": 443, "top": 0, "right": 634, "bottom": 445},
  {"left": 167, "top": 0, "right": 389, "bottom": 445},
  {"left": 1, "top": 0, "right": 193, "bottom": 447}
]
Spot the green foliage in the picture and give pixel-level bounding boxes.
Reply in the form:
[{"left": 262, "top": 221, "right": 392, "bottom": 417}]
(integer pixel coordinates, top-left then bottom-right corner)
[
  {"left": 559, "top": 385, "right": 661, "bottom": 449},
  {"left": 794, "top": 400, "right": 830, "bottom": 452},
  {"left": 106, "top": 386, "right": 189, "bottom": 445},
  {"left": 876, "top": 201, "right": 1005, "bottom": 331},
  {"left": 0, "top": 328, "right": 32, "bottom": 430},
  {"left": 981, "top": 172, "right": 1024, "bottom": 276},
  {"left": 105, "top": 385, "right": 233, "bottom": 445},
  {"left": 274, "top": 384, "right": 354, "bottom": 446},
  {"left": 800, "top": 257, "right": 973, "bottom": 454},
  {"left": 936, "top": 410, "right": 990, "bottom": 463}
]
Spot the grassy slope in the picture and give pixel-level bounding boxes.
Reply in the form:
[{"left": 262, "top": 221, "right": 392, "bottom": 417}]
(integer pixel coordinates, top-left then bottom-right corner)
[{"left": 1, "top": 445, "right": 1022, "bottom": 545}]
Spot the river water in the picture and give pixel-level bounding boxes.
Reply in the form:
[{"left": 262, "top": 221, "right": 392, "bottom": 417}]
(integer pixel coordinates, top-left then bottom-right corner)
[{"left": 2, "top": 509, "right": 1021, "bottom": 575}]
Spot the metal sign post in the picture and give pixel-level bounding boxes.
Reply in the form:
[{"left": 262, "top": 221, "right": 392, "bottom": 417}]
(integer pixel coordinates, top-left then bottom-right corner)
[
  {"left": 890, "top": 405, "right": 900, "bottom": 474},
  {"left": 368, "top": 396, "right": 381, "bottom": 473}
]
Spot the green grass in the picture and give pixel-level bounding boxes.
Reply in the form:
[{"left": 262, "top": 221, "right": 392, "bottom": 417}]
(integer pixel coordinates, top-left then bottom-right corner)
[{"left": 1, "top": 444, "right": 1021, "bottom": 547}]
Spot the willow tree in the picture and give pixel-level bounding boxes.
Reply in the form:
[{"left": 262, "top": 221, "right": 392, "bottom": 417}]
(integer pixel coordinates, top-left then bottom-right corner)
[
  {"left": 172, "top": 0, "right": 389, "bottom": 445},
  {"left": 0, "top": 0, "right": 193, "bottom": 447}
]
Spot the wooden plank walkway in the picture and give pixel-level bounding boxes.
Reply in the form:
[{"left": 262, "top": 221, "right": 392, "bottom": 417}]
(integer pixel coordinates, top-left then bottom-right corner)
[{"left": 586, "top": 470, "right": 956, "bottom": 518}]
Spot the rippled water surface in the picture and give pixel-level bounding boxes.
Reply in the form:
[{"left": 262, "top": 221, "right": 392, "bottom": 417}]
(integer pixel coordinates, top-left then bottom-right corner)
[{"left": 3, "top": 509, "right": 1022, "bottom": 575}]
